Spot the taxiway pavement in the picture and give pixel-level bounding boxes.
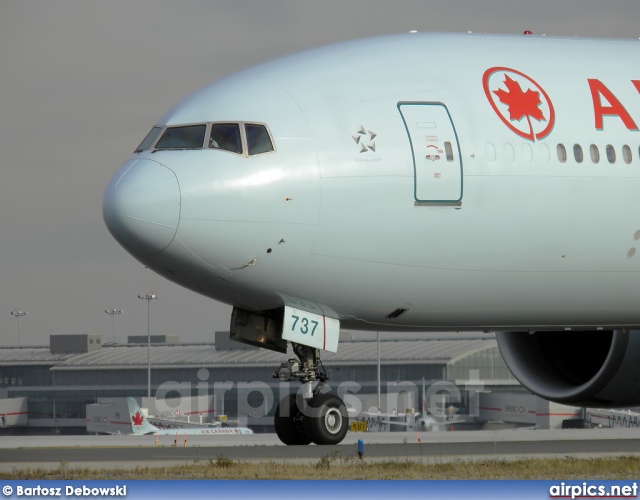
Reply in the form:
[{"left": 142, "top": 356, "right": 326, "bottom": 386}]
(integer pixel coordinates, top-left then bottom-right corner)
[{"left": 1, "top": 429, "right": 639, "bottom": 471}]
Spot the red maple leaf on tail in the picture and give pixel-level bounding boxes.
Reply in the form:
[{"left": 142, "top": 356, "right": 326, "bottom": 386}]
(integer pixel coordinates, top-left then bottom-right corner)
[
  {"left": 493, "top": 75, "right": 546, "bottom": 122},
  {"left": 131, "top": 411, "right": 144, "bottom": 426}
]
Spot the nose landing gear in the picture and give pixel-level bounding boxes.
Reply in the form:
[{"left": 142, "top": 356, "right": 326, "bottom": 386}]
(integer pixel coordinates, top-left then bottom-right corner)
[
  {"left": 304, "top": 393, "right": 349, "bottom": 445},
  {"left": 273, "top": 343, "right": 349, "bottom": 445},
  {"left": 273, "top": 394, "right": 312, "bottom": 445}
]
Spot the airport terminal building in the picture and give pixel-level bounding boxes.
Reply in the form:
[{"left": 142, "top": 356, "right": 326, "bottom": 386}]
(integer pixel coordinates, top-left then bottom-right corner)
[{"left": 0, "top": 331, "right": 577, "bottom": 433}]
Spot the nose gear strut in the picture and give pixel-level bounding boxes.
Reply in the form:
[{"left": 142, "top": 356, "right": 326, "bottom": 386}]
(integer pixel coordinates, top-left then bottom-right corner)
[{"left": 272, "top": 342, "right": 348, "bottom": 445}]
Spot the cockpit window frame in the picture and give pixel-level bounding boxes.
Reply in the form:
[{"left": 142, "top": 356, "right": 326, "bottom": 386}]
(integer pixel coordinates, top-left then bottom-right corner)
[
  {"left": 154, "top": 123, "right": 208, "bottom": 151},
  {"left": 134, "top": 126, "right": 163, "bottom": 153},
  {"left": 243, "top": 122, "right": 276, "bottom": 157},
  {"left": 209, "top": 122, "right": 243, "bottom": 155},
  {"left": 143, "top": 121, "right": 276, "bottom": 158}
]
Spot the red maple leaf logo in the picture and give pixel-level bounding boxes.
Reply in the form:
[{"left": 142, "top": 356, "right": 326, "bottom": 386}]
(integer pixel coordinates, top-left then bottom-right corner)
[
  {"left": 131, "top": 411, "right": 144, "bottom": 426},
  {"left": 493, "top": 75, "right": 546, "bottom": 123},
  {"left": 483, "top": 67, "right": 555, "bottom": 142}
]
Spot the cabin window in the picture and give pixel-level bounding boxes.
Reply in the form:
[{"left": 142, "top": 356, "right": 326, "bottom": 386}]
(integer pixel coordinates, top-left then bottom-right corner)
[
  {"left": 606, "top": 145, "right": 616, "bottom": 164},
  {"left": 573, "top": 144, "right": 583, "bottom": 163},
  {"left": 590, "top": 144, "right": 600, "bottom": 164},
  {"left": 504, "top": 143, "right": 515, "bottom": 162},
  {"left": 485, "top": 143, "right": 496, "bottom": 161},
  {"left": 209, "top": 123, "right": 242, "bottom": 154},
  {"left": 155, "top": 125, "right": 206, "bottom": 150},
  {"left": 557, "top": 144, "right": 567, "bottom": 163},
  {"left": 246, "top": 124, "right": 274, "bottom": 156},
  {"left": 135, "top": 126, "right": 162, "bottom": 153},
  {"left": 623, "top": 145, "right": 632, "bottom": 164},
  {"left": 538, "top": 143, "right": 550, "bottom": 162}
]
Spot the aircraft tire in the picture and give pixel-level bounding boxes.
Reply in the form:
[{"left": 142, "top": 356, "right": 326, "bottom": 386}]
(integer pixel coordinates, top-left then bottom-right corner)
[
  {"left": 304, "top": 393, "right": 349, "bottom": 445},
  {"left": 274, "top": 394, "right": 312, "bottom": 446}
]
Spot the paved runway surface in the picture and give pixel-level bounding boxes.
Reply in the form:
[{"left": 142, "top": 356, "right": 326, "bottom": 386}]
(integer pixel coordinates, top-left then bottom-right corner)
[{"left": 1, "top": 429, "right": 639, "bottom": 470}]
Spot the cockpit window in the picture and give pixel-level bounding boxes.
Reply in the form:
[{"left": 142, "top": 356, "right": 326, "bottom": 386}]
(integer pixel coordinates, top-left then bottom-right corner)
[
  {"left": 135, "top": 126, "right": 162, "bottom": 153},
  {"left": 246, "top": 124, "right": 274, "bottom": 156},
  {"left": 209, "top": 123, "right": 242, "bottom": 154},
  {"left": 146, "top": 121, "right": 275, "bottom": 156},
  {"left": 155, "top": 125, "right": 206, "bottom": 150}
]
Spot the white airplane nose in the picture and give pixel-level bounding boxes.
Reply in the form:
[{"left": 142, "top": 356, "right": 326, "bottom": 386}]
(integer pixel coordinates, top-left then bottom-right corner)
[{"left": 103, "top": 158, "right": 180, "bottom": 257}]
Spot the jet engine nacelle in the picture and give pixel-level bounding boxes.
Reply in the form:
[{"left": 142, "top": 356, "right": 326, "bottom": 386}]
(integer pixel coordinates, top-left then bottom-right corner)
[{"left": 496, "top": 330, "right": 640, "bottom": 407}]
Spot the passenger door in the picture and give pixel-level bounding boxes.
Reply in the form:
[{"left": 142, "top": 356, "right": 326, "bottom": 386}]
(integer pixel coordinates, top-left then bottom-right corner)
[{"left": 398, "top": 102, "right": 463, "bottom": 203}]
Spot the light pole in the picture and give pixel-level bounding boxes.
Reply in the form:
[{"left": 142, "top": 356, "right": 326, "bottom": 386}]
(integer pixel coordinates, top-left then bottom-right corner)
[
  {"left": 10, "top": 310, "right": 27, "bottom": 346},
  {"left": 104, "top": 308, "right": 123, "bottom": 344},
  {"left": 377, "top": 331, "right": 381, "bottom": 413},
  {"left": 137, "top": 293, "right": 157, "bottom": 398}
]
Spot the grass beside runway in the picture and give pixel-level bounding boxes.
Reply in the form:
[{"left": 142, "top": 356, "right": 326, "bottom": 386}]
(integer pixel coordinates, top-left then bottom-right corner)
[{"left": 2, "top": 454, "right": 640, "bottom": 480}]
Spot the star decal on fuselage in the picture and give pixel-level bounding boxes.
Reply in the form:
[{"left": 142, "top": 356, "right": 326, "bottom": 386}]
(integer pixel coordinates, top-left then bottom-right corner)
[{"left": 352, "top": 125, "right": 377, "bottom": 152}]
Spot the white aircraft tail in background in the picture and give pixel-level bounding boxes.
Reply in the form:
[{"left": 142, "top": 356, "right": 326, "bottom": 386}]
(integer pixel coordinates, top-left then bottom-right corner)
[
  {"left": 382, "top": 382, "right": 462, "bottom": 432},
  {"left": 126, "top": 398, "right": 253, "bottom": 436}
]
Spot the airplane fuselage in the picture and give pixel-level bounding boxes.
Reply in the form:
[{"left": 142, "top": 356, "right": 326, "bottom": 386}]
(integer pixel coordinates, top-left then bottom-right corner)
[{"left": 104, "top": 33, "right": 640, "bottom": 332}]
